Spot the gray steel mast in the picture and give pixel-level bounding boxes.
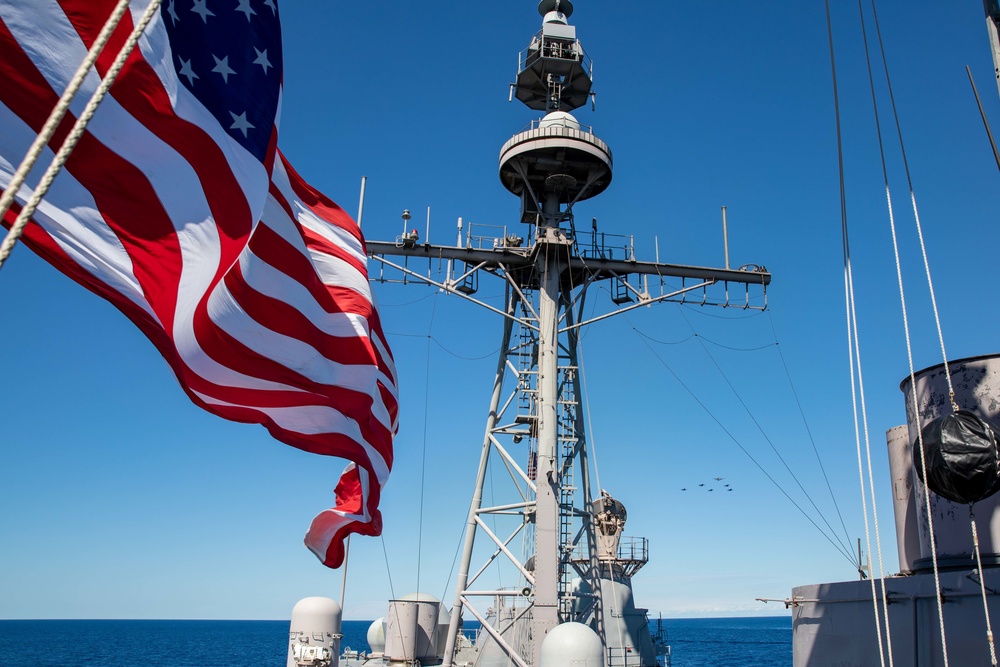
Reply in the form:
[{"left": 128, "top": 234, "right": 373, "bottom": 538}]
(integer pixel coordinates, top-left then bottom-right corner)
[{"left": 364, "top": 2, "right": 771, "bottom": 665}]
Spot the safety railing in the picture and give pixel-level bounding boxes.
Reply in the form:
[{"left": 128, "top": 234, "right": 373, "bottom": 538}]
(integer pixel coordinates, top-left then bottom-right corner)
[{"left": 518, "top": 30, "right": 593, "bottom": 78}]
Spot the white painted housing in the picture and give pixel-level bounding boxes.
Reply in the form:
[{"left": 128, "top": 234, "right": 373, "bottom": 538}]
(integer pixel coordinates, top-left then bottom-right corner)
[{"left": 287, "top": 597, "right": 342, "bottom": 667}]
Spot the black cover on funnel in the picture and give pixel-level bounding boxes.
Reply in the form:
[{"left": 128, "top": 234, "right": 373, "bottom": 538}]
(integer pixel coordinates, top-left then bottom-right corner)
[{"left": 914, "top": 410, "right": 1000, "bottom": 505}]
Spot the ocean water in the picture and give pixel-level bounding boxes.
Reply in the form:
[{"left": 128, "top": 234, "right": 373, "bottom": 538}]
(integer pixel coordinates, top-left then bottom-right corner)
[
  {"left": 0, "top": 616, "right": 791, "bottom": 666},
  {"left": 660, "top": 617, "right": 792, "bottom": 666}
]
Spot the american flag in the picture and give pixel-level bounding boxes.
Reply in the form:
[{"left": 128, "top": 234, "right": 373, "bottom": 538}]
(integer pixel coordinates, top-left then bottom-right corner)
[{"left": 0, "top": 0, "right": 398, "bottom": 568}]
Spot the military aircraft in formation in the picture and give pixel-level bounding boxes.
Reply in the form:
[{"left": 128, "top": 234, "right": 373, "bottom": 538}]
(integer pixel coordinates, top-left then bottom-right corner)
[{"left": 682, "top": 478, "right": 734, "bottom": 492}]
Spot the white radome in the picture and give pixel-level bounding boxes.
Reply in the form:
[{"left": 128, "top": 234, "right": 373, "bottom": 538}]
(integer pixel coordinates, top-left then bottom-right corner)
[
  {"left": 366, "top": 617, "right": 385, "bottom": 654},
  {"left": 539, "top": 622, "right": 603, "bottom": 667},
  {"left": 538, "top": 111, "right": 581, "bottom": 131}
]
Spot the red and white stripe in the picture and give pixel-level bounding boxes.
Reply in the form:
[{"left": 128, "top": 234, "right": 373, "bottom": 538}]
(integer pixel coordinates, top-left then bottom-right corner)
[{"left": 0, "top": 1, "right": 397, "bottom": 568}]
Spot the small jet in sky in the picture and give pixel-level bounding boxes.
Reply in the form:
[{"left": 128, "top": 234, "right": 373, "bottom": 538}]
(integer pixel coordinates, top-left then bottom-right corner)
[
  {"left": 714, "top": 477, "right": 724, "bottom": 481},
  {"left": 698, "top": 483, "right": 705, "bottom": 487},
  {"left": 708, "top": 488, "right": 714, "bottom": 492},
  {"left": 727, "top": 488, "right": 733, "bottom": 492},
  {"left": 681, "top": 488, "right": 687, "bottom": 491}
]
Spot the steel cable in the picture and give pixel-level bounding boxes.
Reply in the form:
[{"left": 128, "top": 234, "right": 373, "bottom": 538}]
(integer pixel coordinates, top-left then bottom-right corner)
[{"left": 630, "top": 320, "right": 858, "bottom": 567}]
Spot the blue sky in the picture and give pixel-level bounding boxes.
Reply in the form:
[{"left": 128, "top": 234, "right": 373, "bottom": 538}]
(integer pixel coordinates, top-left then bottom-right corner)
[{"left": 2, "top": 0, "right": 999, "bottom": 623}]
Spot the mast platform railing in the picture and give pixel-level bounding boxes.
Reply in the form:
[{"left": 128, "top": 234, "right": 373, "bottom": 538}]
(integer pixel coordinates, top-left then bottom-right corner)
[
  {"left": 575, "top": 229, "right": 634, "bottom": 262},
  {"left": 568, "top": 536, "right": 648, "bottom": 567},
  {"left": 500, "top": 122, "right": 612, "bottom": 164},
  {"left": 519, "top": 31, "right": 593, "bottom": 78},
  {"left": 606, "top": 646, "right": 645, "bottom": 667},
  {"left": 465, "top": 221, "right": 526, "bottom": 251}
]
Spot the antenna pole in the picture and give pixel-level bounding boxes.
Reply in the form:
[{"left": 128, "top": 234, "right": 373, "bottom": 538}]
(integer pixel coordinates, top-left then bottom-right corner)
[
  {"left": 356, "top": 176, "right": 367, "bottom": 228},
  {"left": 401, "top": 209, "right": 412, "bottom": 238},
  {"left": 339, "top": 535, "right": 350, "bottom": 610},
  {"left": 722, "top": 206, "right": 730, "bottom": 270}
]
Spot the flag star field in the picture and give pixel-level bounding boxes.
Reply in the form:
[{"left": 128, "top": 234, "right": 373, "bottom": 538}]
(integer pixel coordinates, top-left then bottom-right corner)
[{"left": 162, "top": 0, "right": 282, "bottom": 161}]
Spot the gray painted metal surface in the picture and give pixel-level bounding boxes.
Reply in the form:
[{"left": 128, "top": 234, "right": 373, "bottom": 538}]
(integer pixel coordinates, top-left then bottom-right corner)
[
  {"left": 885, "top": 425, "right": 921, "bottom": 574},
  {"left": 793, "top": 569, "right": 1000, "bottom": 666},
  {"left": 793, "top": 355, "right": 1000, "bottom": 665},
  {"left": 384, "top": 599, "right": 440, "bottom": 664},
  {"left": 901, "top": 354, "right": 1000, "bottom": 569}
]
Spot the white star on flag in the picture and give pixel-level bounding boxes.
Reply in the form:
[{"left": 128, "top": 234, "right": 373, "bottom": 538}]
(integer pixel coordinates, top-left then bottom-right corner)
[
  {"left": 191, "top": 0, "right": 215, "bottom": 23},
  {"left": 166, "top": 0, "right": 180, "bottom": 26},
  {"left": 263, "top": 0, "right": 277, "bottom": 14},
  {"left": 211, "top": 55, "right": 236, "bottom": 83},
  {"left": 235, "top": 0, "right": 256, "bottom": 21},
  {"left": 179, "top": 58, "right": 199, "bottom": 85},
  {"left": 229, "top": 111, "right": 254, "bottom": 137},
  {"left": 253, "top": 48, "right": 272, "bottom": 73}
]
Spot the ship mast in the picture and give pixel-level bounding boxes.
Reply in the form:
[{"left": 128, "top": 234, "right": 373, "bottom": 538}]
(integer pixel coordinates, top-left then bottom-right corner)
[{"left": 365, "top": 2, "right": 771, "bottom": 665}]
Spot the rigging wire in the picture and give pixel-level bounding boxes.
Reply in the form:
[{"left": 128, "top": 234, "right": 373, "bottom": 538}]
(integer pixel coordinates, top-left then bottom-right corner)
[
  {"left": 825, "top": 0, "right": 891, "bottom": 662},
  {"left": 635, "top": 304, "right": 854, "bottom": 557},
  {"left": 381, "top": 533, "right": 398, "bottom": 601},
  {"left": 380, "top": 292, "right": 439, "bottom": 308},
  {"left": 634, "top": 324, "right": 775, "bottom": 352},
  {"left": 767, "top": 311, "right": 856, "bottom": 566},
  {"left": 627, "top": 331, "right": 697, "bottom": 346},
  {"left": 578, "top": 344, "right": 603, "bottom": 503},
  {"left": 441, "top": 521, "right": 470, "bottom": 609},
  {"left": 679, "top": 303, "right": 766, "bottom": 321},
  {"left": 384, "top": 331, "right": 501, "bottom": 361},
  {"left": 381, "top": 533, "right": 406, "bottom": 662},
  {"left": 866, "top": 0, "right": 965, "bottom": 660},
  {"left": 868, "top": 0, "right": 957, "bottom": 408},
  {"left": 566, "top": 244, "right": 602, "bottom": 497},
  {"left": 825, "top": 0, "right": 885, "bottom": 667},
  {"left": 415, "top": 294, "right": 439, "bottom": 596},
  {"left": 564, "top": 241, "right": 608, "bottom": 641},
  {"left": 845, "top": 251, "right": 891, "bottom": 667},
  {"left": 971, "top": 506, "right": 1000, "bottom": 666},
  {"left": 674, "top": 306, "right": 856, "bottom": 562},
  {"left": 629, "top": 318, "right": 858, "bottom": 567},
  {"left": 597, "top": 287, "right": 770, "bottom": 352},
  {"left": 431, "top": 338, "right": 503, "bottom": 361},
  {"left": 699, "top": 338, "right": 775, "bottom": 353}
]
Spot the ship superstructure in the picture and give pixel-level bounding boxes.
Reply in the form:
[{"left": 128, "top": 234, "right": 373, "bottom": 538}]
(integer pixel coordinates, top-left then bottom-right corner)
[{"left": 288, "top": 2, "right": 770, "bottom": 666}]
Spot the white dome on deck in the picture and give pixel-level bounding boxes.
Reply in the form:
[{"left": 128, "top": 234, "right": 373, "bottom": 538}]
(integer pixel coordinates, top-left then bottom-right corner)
[
  {"left": 539, "top": 111, "right": 581, "bottom": 131},
  {"left": 366, "top": 617, "right": 385, "bottom": 654}
]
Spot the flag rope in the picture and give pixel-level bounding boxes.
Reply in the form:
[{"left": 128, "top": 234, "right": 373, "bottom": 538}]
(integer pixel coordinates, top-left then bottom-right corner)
[
  {"left": 0, "top": 0, "right": 130, "bottom": 230},
  {"left": 971, "top": 509, "right": 999, "bottom": 666},
  {"left": 0, "top": 0, "right": 163, "bottom": 271}
]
